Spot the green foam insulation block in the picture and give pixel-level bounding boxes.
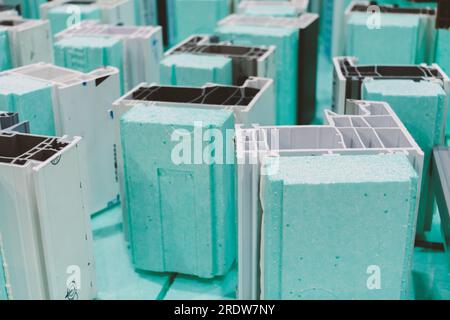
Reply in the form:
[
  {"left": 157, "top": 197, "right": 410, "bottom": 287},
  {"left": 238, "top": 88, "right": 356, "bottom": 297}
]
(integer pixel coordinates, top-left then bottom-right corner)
[
  {"left": 54, "top": 36, "right": 125, "bottom": 93},
  {"left": 216, "top": 24, "right": 298, "bottom": 125},
  {"left": 0, "top": 29, "right": 12, "bottom": 72},
  {"left": 164, "top": 265, "right": 237, "bottom": 300},
  {"left": 24, "top": 0, "right": 47, "bottom": 18},
  {"left": 47, "top": 5, "right": 101, "bottom": 35},
  {"left": 362, "top": 79, "right": 447, "bottom": 235},
  {"left": 171, "top": 0, "right": 230, "bottom": 45},
  {"left": 0, "top": 74, "right": 55, "bottom": 135},
  {"left": 92, "top": 206, "right": 171, "bottom": 300},
  {"left": 379, "top": 0, "right": 436, "bottom": 8},
  {"left": 260, "top": 154, "right": 418, "bottom": 300},
  {"left": 346, "top": 12, "right": 428, "bottom": 65},
  {"left": 120, "top": 104, "right": 236, "bottom": 278},
  {"left": 436, "top": 29, "right": 450, "bottom": 76},
  {"left": 436, "top": 29, "right": 450, "bottom": 139},
  {"left": 0, "top": 244, "right": 7, "bottom": 300},
  {"left": 2, "top": 0, "right": 47, "bottom": 18},
  {"left": 240, "top": 5, "right": 299, "bottom": 17},
  {"left": 160, "top": 53, "right": 233, "bottom": 87}
]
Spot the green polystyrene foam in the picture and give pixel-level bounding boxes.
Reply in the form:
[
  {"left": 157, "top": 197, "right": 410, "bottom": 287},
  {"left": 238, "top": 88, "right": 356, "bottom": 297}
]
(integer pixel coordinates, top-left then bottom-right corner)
[
  {"left": 437, "top": 29, "right": 450, "bottom": 75},
  {"left": 160, "top": 53, "right": 233, "bottom": 87},
  {"left": 164, "top": 265, "right": 237, "bottom": 300},
  {"left": 436, "top": 29, "right": 450, "bottom": 139},
  {"left": 240, "top": 5, "right": 299, "bottom": 17},
  {"left": 47, "top": 5, "right": 101, "bottom": 34},
  {"left": 362, "top": 79, "right": 447, "bottom": 235},
  {"left": 379, "top": 0, "right": 436, "bottom": 7},
  {"left": 86, "top": 47, "right": 450, "bottom": 300},
  {"left": 24, "top": 0, "right": 47, "bottom": 18},
  {"left": 172, "top": 0, "right": 229, "bottom": 45},
  {"left": 346, "top": 12, "right": 426, "bottom": 65},
  {"left": 0, "top": 245, "right": 7, "bottom": 300},
  {"left": 261, "top": 154, "right": 418, "bottom": 300},
  {"left": 54, "top": 36, "right": 125, "bottom": 93},
  {"left": 216, "top": 24, "right": 298, "bottom": 125},
  {"left": 0, "top": 29, "right": 11, "bottom": 72},
  {"left": 1, "top": 0, "right": 46, "bottom": 18},
  {"left": 120, "top": 104, "right": 236, "bottom": 278},
  {"left": 92, "top": 205, "right": 171, "bottom": 300},
  {"left": 0, "top": 74, "right": 55, "bottom": 135}
]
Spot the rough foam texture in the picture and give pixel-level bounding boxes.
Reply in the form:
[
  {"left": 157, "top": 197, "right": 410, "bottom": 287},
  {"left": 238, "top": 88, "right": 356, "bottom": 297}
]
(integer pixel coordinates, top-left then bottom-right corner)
[
  {"left": 120, "top": 104, "right": 236, "bottom": 278},
  {"left": 436, "top": 29, "right": 450, "bottom": 139},
  {"left": 54, "top": 36, "right": 125, "bottom": 92},
  {"left": 346, "top": 12, "right": 426, "bottom": 64},
  {"left": 0, "top": 74, "right": 55, "bottom": 135},
  {"left": 8, "top": 0, "right": 47, "bottom": 19},
  {"left": 0, "top": 29, "right": 11, "bottom": 71},
  {"left": 363, "top": 79, "right": 447, "bottom": 235},
  {"left": 437, "top": 29, "right": 450, "bottom": 76},
  {"left": 216, "top": 24, "right": 298, "bottom": 125},
  {"left": 171, "top": 0, "right": 230, "bottom": 45},
  {"left": 47, "top": 5, "right": 101, "bottom": 35},
  {"left": 160, "top": 53, "right": 232, "bottom": 87},
  {"left": 261, "top": 154, "right": 418, "bottom": 300},
  {"left": 0, "top": 237, "right": 7, "bottom": 300}
]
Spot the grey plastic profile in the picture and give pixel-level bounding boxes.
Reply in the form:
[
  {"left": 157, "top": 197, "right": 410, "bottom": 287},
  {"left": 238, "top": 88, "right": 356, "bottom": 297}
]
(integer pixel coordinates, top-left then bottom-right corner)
[
  {"left": 431, "top": 147, "right": 450, "bottom": 270},
  {"left": 0, "top": 112, "right": 30, "bottom": 133},
  {"left": 0, "top": 131, "right": 96, "bottom": 299}
]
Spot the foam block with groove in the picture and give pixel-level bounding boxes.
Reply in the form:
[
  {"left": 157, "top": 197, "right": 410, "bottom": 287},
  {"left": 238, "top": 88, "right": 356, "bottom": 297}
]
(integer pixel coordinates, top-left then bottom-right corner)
[
  {"left": 160, "top": 53, "right": 232, "bottom": 87},
  {"left": 346, "top": 12, "right": 426, "bottom": 64},
  {"left": 363, "top": 79, "right": 447, "bottom": 235},
  {"left": 54, "top": 36, "right": 124, "bottom": 93},
  {"left": 216, "top": 24, "right": 298, "bottom": 125},
  {"left": 0, "top": 29, "right": 11, "bottom": 72},
  {"left": 0, "top": 74, "right": 55, "bottom": 135},
  {"left": 120, "top": 104, "right": 236, "bottom": 278},
  {"left": 261, "top": 154, "right": 418, "bottom": 300}
]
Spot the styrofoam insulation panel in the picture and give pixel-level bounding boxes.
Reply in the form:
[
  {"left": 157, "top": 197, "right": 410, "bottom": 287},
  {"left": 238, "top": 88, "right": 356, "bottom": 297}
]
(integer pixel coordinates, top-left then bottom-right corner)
[
  {"left": 113, "top": 77, "right": 275, "bottom": 239},
  {"left": 337, "top": 1, "right": 437, "bottom": 63},
  {"left": 235, "top": 99, "right": 424, "bottom": 299}
]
